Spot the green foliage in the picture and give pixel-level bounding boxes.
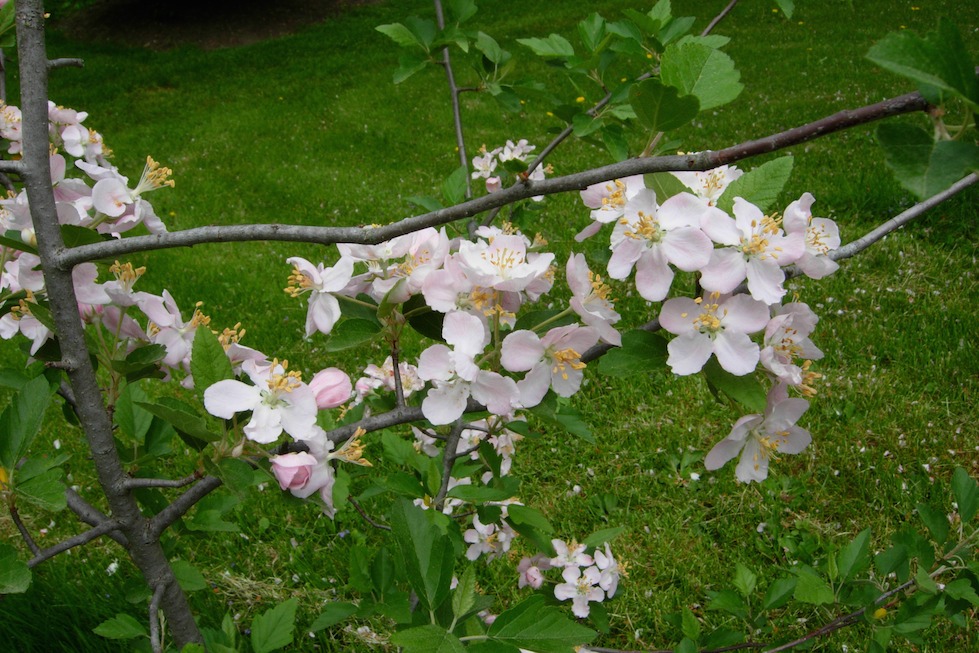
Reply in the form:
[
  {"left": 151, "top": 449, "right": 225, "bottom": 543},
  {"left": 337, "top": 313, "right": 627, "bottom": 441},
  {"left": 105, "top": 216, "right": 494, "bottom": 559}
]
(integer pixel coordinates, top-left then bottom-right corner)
[
  {"left": 629, "top": 78, "right": 701, "bottom": 133},
  {"left": 389, "top": 498, "right": 457, "bottom": 613},
  {"left": 93, "top": 613, "right": 148, "bottom": 640},
  {"left": 660, "top": 42, "right": 744, "bottom": 111},
  {"left": 250, "top": 598, "right": 298, "bottom": 653},
  {"left": 486, "top": 595, "right": 597, "bottom": 652},
  {"left": 190, "top": 327, "right": 234, "bottom": 402},
  {"left": 715, "top": 156, "right": 795, "bottom": 214},
  {"left": 0, "top": 543, "right": 31, "bottom": 594},
  {"left": 876, "top": 123, "right": 979, "bottom": 199}
]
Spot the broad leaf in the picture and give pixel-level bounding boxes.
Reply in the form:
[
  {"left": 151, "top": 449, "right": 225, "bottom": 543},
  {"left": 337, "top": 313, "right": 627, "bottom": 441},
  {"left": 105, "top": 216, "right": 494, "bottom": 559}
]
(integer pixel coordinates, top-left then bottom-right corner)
[
  {"left": 629, "top": 78, "right": 700, "bottom": 133},
  {"left": 452, "top": 566, "right": 477, "bottom": 622},
  {"left": 837, "top": 528, "right": 871, "bottom": 581},
  {"left": 517, "top": 34, "right": 575, "bottom": 59},
  {"left": 251, "top": 598, "right": 298, "bottom": 653},
  {"left": 191, "top": 327, "right": 234, "bottom": 403},
  {"left": 393, "top": 52, "right": 429, "bottom": 84},
  {"left": 93, "top": 614, "right": 148, "bottom": 640},
  {"left": 0, "top": 544, "right": 31, "bottom": 594},
  {"left": 951, "top": 467, "right": 978, "bottom": 523},
  {"left": 761, "top": 576, "right": 797, "bottom": 610},
  {"left": 877, "top": 123, "right": 979, "bottom": 199},
  {"left": 172, "top": 560, "right": 208, "bottom": 592},
  {"left": 597, "top": 330, "right": 667, "bottom": 377},
  {"left": 660, "top": 42, "right": 743, "bottom": 111},
  {"left": 715, "top": 156, "right": 794, "bottom": 214},
  {"left": 324, "top": 319, "right": 381, "bottom": 352},
  {"left": 0, "top": 374, "right": 55, "bottom": 470},
  {"left": 115, "top": 381, "right": 153, "bottom": 445},
  {"left": 916, "top": 503, "right": 949, "bottom": 544},
  {"left": 732, "top": 563, "right": 757, "bottom": 598},
  {"left": 309, "top": 602, "right": 358, "bottom": 631},
  {"left": 793, "top": 567, "right": 835, "bottom": 605},
  {"left": 16, "top": 467, "right": 67, "bottom": 512},
  {"left": 441, "top": 164, "right": 469, "bottom": 206},
  {"left": 389, "top": 498, "right": 456, "bottom": 612},
  {"left": 702, "top": 359, "right": 766, "bottom": 413},
  {"left": 390, "top": 625, "right": 465, "bottom": 653},
  {"left": 488, "top": 595, "right": 597, "bottom": 652},
  {"left": 137, "top": 399, "right": 220, "bottom": 446},
  {"left": 583, "top": 526, "right": 625, "bottom": 548}
]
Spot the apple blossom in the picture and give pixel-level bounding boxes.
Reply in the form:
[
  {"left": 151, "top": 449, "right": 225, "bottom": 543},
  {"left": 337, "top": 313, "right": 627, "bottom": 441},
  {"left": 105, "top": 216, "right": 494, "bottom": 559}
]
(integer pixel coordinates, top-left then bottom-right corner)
[
  {"left": 566, "top": 253, "right": 622, "bottom": 346},
  {"left": 672, "top": 164, "right": 742, "bottom": 206},
  {"left": 782, "top": 192, "right": 841, "bottom": 279},
  {"left": 705, "top": 386, "right": 812, "bottom": 483},
  {"left": 593, "top": 543, "right": 622, "bottom": 597},
  {"left": 554, "top": 565, "right": 605, "bottom": 618},
  {"left": 464, "top": 515, "right": 515, "bottom": 562},
  {"left": 501, "top": 325, "right": 599, "bottom": 408},
  {"left": 517, "top": 554, "right": 552, "bottom": 589},
  {"left": 308, "top": 367, "right": 352, "bottom": 409},
  {"left": 760, "top": 302, "right": 823, "bottom": 387},
  {"left": 576, "top": 174, "right": 645, "bottom": 241},
  {"left": 659, "top": 292, "right": 770, "bottom": 376},
  {"left": 284, "top": 255, "right": 354, "bottom": 336},
  {"left": 700, "top": 197, "right": 805, "bottom": 305},
  {"left": 550, "top": 538, "right": 593, "bottom": 568}
]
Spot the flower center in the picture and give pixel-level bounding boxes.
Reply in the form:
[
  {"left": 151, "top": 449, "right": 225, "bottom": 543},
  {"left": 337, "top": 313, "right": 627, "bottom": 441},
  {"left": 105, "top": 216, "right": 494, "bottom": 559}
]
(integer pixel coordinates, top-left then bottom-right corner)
[
  {"left": 623, "top": 211, "right": 661, "bottom": 243},
  {"left": 600, "top": 179, "right": 627, "bottom": 211},
  {"left": 550, "top": 348, "right": 585, "bottom": 380}
]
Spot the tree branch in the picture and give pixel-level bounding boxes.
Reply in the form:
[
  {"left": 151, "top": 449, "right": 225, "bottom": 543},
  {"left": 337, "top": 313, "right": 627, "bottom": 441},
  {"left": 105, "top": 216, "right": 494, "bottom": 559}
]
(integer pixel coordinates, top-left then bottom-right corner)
[
  {"left": 9, "top": 505, "right": 42, "bottom": 556},
  {"left": 0, "top": 159, "right": 24, "bottom": 174},
  {"left": 433, "top": 0, "right": 471, "bottom": 200},
  {"left": 27, "top": 518, "right": 122, "bottom": 568},
  {"left": 47, "top": 57, "right": 84, "bottom": 69},
  {"left": 148, "top": 475, "right": 223, "bottom": 537},
  {"left": 701, "top": 0, "right": 739, "bottom": 37},
  {"left": 65, "top": 486, "right": 129, "bottom": 547},
  {"left": 122, "top": 473, "right": 201, "bottom": 490},
  {"left": 434, "top": 420, "right": 465, "bottom": 510},
  {"left": 149, "top": 582, "right": 166, "bottom": 653},
  {"left": 55, "top": 91, "right": 931, "bottom": 269},
  {"left": 348, "top": 497, "right": 392, "bottom": 531}
]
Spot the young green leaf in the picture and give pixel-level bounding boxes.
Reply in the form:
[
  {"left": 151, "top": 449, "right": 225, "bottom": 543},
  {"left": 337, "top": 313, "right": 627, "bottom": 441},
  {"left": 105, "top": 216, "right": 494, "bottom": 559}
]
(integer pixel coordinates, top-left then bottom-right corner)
[
  {"left": 660, "top": 42, "right": 743, "bottom": 111},
  {"left": 629, "top": 78, "right": 700, "bottom": 133},
  {"left": 793, "top": 567, "right": 835, "bottom": 605},
  {"left": 0, "top": 544, "right": 32, "bottom": 594},
  {"left": 191, "top": 327, "right": 234, "bottom": 402},
  {"left": 389, "top": 498, "right": 456, "bottom": 612},
  {"left": 93, "top": 614, "right": 148, "bottom": 640},
  {"left": 451, "top": 565, "right": 477, "bottom": 622},
  {"left": 876, "top": 123, "right": 979, "bottom": 200},
  {"left": 487, "top": 595, "right": 597, "bottom": 652},
  {"left": 250, "top": 598, "right": 298, "bottom": 653},
  {"left": 390, "top": 625, "right": 465, "bottom": 653},
  {"left": 309, "top": 602, "right": 358, "bottom": 632},
  {"left": 837, "top": 527, "right": 871, "bottom": 581},
  {"left": 951, "top": 467, "right": 978, "bottom": 523},
  {"left": 715, "top": 156, "right": 794, "bottom": 214}
]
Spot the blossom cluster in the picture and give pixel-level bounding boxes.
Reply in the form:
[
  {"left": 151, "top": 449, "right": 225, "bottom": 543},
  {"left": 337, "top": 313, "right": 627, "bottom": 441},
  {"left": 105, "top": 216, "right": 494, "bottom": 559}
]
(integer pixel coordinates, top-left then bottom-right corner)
[
  {"left": 470, "top": 139, "right": 549, "bottom": 197},
  {"left": 516, "top": 539, "right": 621, "bottom": 618}
]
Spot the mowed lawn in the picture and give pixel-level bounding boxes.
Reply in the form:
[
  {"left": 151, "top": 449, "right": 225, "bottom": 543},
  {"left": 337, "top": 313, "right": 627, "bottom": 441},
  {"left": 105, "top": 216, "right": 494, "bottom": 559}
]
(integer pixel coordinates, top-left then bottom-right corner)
[{"left": 1, "top": 0, "right": 977, "bottom": 651}]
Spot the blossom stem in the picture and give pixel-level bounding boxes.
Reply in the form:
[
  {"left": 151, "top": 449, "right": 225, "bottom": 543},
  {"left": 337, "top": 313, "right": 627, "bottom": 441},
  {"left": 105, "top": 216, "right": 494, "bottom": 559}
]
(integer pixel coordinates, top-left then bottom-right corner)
[{"left": 532, "top": 306, "right": 574, "bottom": 332}]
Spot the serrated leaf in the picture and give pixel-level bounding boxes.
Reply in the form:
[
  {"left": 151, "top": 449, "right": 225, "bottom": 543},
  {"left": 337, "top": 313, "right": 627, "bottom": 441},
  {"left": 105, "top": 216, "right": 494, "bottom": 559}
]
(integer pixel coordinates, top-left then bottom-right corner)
[
  {"left": 115, "top": 381, "right": 152, "bottom": 445},
  {"left": 172, "top": 560, "right": 208, "bottom": 592},
  {"left": 774, "top": 0, "right": 795, "bottom": 19},
  {"left": 0, "top": 544, "right": 32, "bottom": 594},
  {"left": 680, "top": 607, "right": 700, "bottom": 641},
  {"left": 762, "top": 576, "right": 797, "bottom": 610},
  {"left": 452, "top": 566, "right": 477, "bottom": 621},
  {"left": 16, "top": 467, "right": 66, "bottom": 512},
  {"left": 446, "top": 0, "right": 477, "bottom": 24},
  {"left": 393, "top": 52, "right": 429, "bottom": 84},
  {"left": 951, "top": 467, "right": 978, "bottom": 522},
  {"left": 251, "top": 598, "right": 298, "bottom": 653},
  {"left": 309, "top": 602, "right": 358, "bottom": 631},
  {"left": 324, "top": 318, "right": 381, "bottom": 352},
  {"left": 191, "top": 327, "right": 234, "bottom": 403},
  {"left": 838, "top": 527, "right": 871, "bottom": 581},
  {"left": 137, "top": 399, "right": 220, "bottom": 445},
  {"left": 660, "top": 42, "right": 743, "bottom": 111},
  {"left": 488, "top": 595, "right": 596, "bottom": 652},
  {"left": 944, "top": 578, "right": 979, "bottom": 606},
  {"left": 583, "top": 526, "right": 625, "bottom": 548},
  {"left": 597, "top": 330, "right": 668, "bottom": 377},
  {"left": 579, "top": 13, "right": 606, "bottom": 53},
  {"left": 517, "top": 34, "right": 575, "bottom": 59},
  {"left": 389, "top": 498, "right": 456, "bottom": 613},
  {"left": 644, "top": 172, "right": 690, "bottom": 203},
  {"left": 529, "top": 394, "right": 594, "bottom": 443},
  {"left": 915, "top": 567, "right": 939, "bottom": 594},
  {"left": 876, "top": 123, "right": 979, "bottom": 200},
  {"left": 391, "top": 625, "right": 465, "bottom": 653},
  {"left": 93, "top": 613, "right": 148, "bottom": 640},
  {"left": 407, "top": 195, "right": 443, "bottom": 212},
  {"left": 732, "top": 562, "right": 757, "bottom": 598},
  {"left": 60, "top": 224, "right": 106, "bottom": 248},
  {"left": 377, "top": 23, "right": 422, "bottom": 48},
  {"left": 629, "top": 78, "right": 700, "bottom": 133},
  {"left": 916, "top": 503, "right": 949, "bottom": 544},
  {"left": 715, "top": 156, "right": 794, "bottom": 214},
  {"left": 441, "top": 164, "right": 469, "bottom": 206},
  {"left": 0, "top": 374, "right": 54, "bottom": 470},
  {"left": 707, "top": 589, "right": 747, "bottom": 618},
  {"left": 793, "top": 567, "right": 835, "bottom": 605},
  {"left": 475, "top": 31, "right": 505, "bottom": 65},
  {"left": 702, "top": 359, "right": 766, "bottom": 412},
  {"left": 866, "top": 19, "right": 979, "bottom": 110}
]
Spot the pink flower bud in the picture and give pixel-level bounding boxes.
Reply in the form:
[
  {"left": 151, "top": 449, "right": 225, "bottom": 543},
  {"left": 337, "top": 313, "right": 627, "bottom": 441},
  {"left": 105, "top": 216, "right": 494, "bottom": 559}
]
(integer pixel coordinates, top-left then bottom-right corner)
[
  {"left": 308, "top": 367, "right": 352, "bottom": 409},
  {"left": 270, "top": 452, "right": 318, "bottom": 491},
  {"left": 485, "top": 176, "right": 502, "bottom": 193}
]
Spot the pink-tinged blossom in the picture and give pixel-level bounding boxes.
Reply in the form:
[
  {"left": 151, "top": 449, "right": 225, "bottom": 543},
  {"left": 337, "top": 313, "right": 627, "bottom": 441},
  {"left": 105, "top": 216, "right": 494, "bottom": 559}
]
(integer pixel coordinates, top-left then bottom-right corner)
[
  {"left": 554, "top": 566, "right": 605, "bottom": 618},
  {"left": 517, "top": 554, "right": 552, "bottom": 589},
  {"left": 0, "top": 293, "right": 51, "bottom": 355},
  {"left": 472, "top": 147, "right": 501, "bottom": 179},
  {"left": 417, "top": 311, "right": 519, "bottom": 424},
  {"left": 566, "top": 253, "right": 621, "bottom": 346},
  {"left": 576, "top": 175, "right": 645, "bottom": 241},
  {"left": 339, "top": 228, "right": 450, "bottom": 303},
  {"left": 700, "top": 198, "right": 805, "bottom": 305},
  {"left": 414, "top": 476, "right": 471, "bottom": 515},
  {"left": 672, "top": 165, "right": 742, "bottom": 206},
  {"left": 270, "top": 451, "right": 333, "bottom": 498},
  {"left": 550, "top": 539, "right": 593, "bottom": 568},
  {"left": 607, "top": 190, "right": 717, "bottom": 302},
  {"left": 501, "top": 325, "right": 599, "bottom": 408},
  {"left": 464, "top": 515, "right": 515, "bottom": 562},
  {"left": 284, "top": 256, "right": 354, "bottom": 336},
  {"left": 760, "top": 302, "right": 823, "bottom": 387},
  {"left": 203, "top": 359, "right": 317, "bottom": 444},
  {"left": 308, "top": 367, "right": 352, "bottom": 409},
  {"left": 137, "top": 290, "right": 209, "bottom": 370},
  {"left": 782, "top": 193, "right": 841, "bottom": 279},
  {"left": 593, "top": 543, "right": 621, "bottom": 597},
  {"left": 705, "top": 387, "right": 812, "bottom": 483},
  {"left": 660, "top": 292, "right": 770, "bottom": 376},
  {"left": 456, "top": 234, "right": 554, "bottom": 294},
  {"left": 353, "top": 356, "right": 423, "bottom": 404}
]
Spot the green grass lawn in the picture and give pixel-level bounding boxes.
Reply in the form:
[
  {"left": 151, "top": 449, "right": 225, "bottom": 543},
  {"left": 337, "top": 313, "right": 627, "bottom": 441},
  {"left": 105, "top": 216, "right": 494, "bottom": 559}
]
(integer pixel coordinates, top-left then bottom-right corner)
[{"left": 1, "top": 0, "right": 978, "bottom": 651}]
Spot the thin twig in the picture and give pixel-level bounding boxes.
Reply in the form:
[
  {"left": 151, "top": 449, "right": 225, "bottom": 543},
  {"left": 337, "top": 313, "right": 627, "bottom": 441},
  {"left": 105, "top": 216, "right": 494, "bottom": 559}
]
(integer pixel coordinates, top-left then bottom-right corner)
[
  {"left": 389, "top": 339, "right": 406, "bottom": 408},
  {"left": 56, "top": 90, "right": 931, "bottom": 269},
  {"left": 433, "top": 0, "right": 471, "bottom": 198},
  {"left": 9, "top": 505, "right": 41, "bottom": 556},
  {"left": 122, "top": 473, "right": 201, "bottom": 490},
  {"left": 27, "top": 518, "right": 122, "bottom": 568},
  {"left": 65, "top": 487, "right": 129, "bottom": 546},
  {"left": 701, "top": 0, "right": 739, "bottom": 37},
  {"left": 434, "top": 421, "right": 465, "bottom": 510},
  {"left": 148, "top": 475, "right": 222, "bottom": 537},
  {"left": 348, "top": 497, "right": 392, "bottom": 531},
  {"left": 149, "top": 582, "right": 166, "bottom": 653},
  {"left": 47, "top": 57, "right": 84, "bottom": 69}
]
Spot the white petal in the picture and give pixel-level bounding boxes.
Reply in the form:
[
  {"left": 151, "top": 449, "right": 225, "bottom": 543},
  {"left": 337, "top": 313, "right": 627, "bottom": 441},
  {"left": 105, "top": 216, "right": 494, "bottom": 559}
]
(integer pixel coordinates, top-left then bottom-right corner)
[{"left": 667, "top": 332, "right": 714, "bottom": 375}]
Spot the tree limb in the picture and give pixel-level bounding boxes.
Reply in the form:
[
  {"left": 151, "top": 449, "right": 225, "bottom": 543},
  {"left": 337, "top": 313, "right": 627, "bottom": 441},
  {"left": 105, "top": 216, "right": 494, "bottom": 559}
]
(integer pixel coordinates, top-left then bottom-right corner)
[
  {"left": 27, "top": 518, "right": 122, "bottom": 568},
  {"left": 9, "top": 505, "right": 41, "bottom": 556},
  {"left": 55, "top": 91, "right": 931, "bottom": 269},
  {"left": 348, "top": 497, "right": 392, "bottom": 531},
  {"left": 148, "top": 475, "right": 223, "bottom": 537},
  {"left": 65, "top": 486, "right": 129, "bottom": 546},
  {"left": 122, "top": 473, "right": 202, "bottom": 490},
  {"left": 702, "top": 0, "right": 739, "bottom": 37},
  {"left": 149, "top": 582, "right": 166, "bottom": 653}
]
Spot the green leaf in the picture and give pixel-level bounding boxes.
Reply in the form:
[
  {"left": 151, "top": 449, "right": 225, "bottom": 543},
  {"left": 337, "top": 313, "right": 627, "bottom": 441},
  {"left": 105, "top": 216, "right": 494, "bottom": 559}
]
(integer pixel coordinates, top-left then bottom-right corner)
[
  {"left": 715, "top": 156, "right": 794, "bottom": 214},
  {"left": 0, "top": 544, "right": 32, "bottom": 594},
  {"left": 251, "top": 598, "right": 298, "bottom": 653},
  {"left": 517, "top": 34, "right": 575, "bottom": 59},
  {"left": 597, "top": 330, "right": 668, "bottom": 377},
  {"left": 389, "top": 498, "right": 456, "bottom": 612},
  {"left": 838, "top": 528, "right": 871, "bottom": 581},
  {"left": 951, "top": 467, "right": 978, "bottom": 523},
  {"left": 915, "top": 566, "right": 939, "bottom": 594},
  {"left": 172, "top": 560, "right": 208, "bottom": 592},
  {"left": 578, "top": 13, "right": 606, "bottom": 53},
  {"left": 660, "top": 42, "right": 743, "bottom": 111},
  {"left": 371, "top": 547, "right": 396, "bottom": 596},
  {"left": 676, "top": 637, "right": 698, "bottom": 653},
  {"left": 441, "top": 164, "right": 469, "bottom": 206},
  {"left": 393, "top": 52, "right": 429, "bottom": 84},
  {"left": 793, "top": 567, "right": 835, "bottom": 605},
  {"left": 447, "top": 484, "right": 516, "bottom": 502},
  {"left": 309, "top": 602, "right": 358, "bottom": 631},
  {"left": 115, "top": 381, "right": 152, "bottom": 445},
  {"left": 0, "top": 374, "right": 55, "bottom": 470},
  {"left": 0, "top": 232, "right": 37, "bottom": 255},
  {"left": 629, "top": 78, "right": 700, "bottom": 133},
  {"left": 944, "top": 578, "right": 979, "bottom": 606},
  {"left": 324, "top": 319, "right": 381, "bottom": 352},
  {"left": 876, "top": 123, "right": 979, "bottom": 200},
  {"left": 761, "top": 576, "right": 797, "bottom": 610},
  {"left": 452, "top": 566, "right": 477, "bottom": 623},
  {"left": 706, "top": 589, "right": 747, "bottom": 618},
  {"left": 475, "top": 31, "right": 505, "bottom": 65},
  {"left": 680, "top": 607, "right": 700, "bottom": 641},
  {"left": 583, "top": 526, "right": 626, "bottom": 548},
  {"left": 377, "top": 23, "right": 423, "bottom": 48},
  {"left": 702, "top": 359, "right": 766, "bottom": 413},
  {"left": 191, "top": 327, "right": 234, "bottom": 402},
  {"left": 137, "top": 399, "right": 220, "bottom": 446},
  {"left": 407, "top": 195, "right": 443, "bottom": 212},
  {"left": 644, "top": 171, "right": 690, "bottom": 203},
  {"left": 916, "top": 503, "right": 949, "bottom": 544},
  {"left": 60, "top": 224, "right": 106, "bottom": 248},
  {"left": 16, "top": 467, "right": 66, "bottom": 512},
  {"left": 732, "top": 562, "right": 757, "bottom": 598},
  {"left": 93, "top": 613, "right": 148, "bottom": 640},
  {"left": 487, "top": 595, "right": 597, "bottom": 652},
  {"left": 391, "top": 625, "right": 465, "bottom": 653},
  {"left": 867, "top": 19, "right": 979, "bottom": 110},
  {"left": 506, "top": 504, "right": 554, "bottom": 534},
  {"left": 446, "top": 0, "right": 477, "bottom": 24},
  {"left": 529, "top": 394, "right": 594, "bottom": 443},
  {"left": 774, "top": 0, "right": 795, "bottom": 19}
]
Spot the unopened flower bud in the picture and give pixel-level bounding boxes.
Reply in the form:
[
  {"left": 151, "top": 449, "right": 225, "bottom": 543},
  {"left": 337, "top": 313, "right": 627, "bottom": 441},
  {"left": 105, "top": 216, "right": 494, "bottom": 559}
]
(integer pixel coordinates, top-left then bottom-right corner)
[{"left": 308, "top": 367, "right": 352, "bottom": 409}]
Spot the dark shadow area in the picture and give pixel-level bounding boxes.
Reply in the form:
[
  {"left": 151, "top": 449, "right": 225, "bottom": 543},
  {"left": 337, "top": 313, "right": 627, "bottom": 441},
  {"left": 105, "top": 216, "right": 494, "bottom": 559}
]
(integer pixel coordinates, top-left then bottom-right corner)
[{"left": 50, "top": 0, "right": 378, "bottom": 50}]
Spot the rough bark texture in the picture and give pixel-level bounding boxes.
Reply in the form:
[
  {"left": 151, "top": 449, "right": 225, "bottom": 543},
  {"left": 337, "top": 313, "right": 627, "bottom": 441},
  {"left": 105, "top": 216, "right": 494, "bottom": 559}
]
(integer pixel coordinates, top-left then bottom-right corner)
[{"left": 15, "top": 1, "right": 203, "bottom": 646}]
